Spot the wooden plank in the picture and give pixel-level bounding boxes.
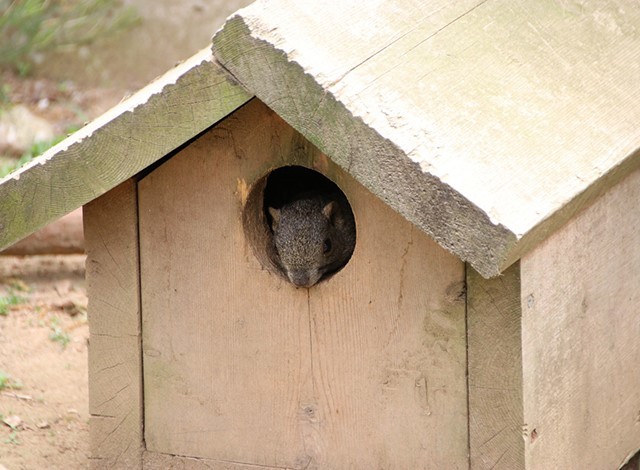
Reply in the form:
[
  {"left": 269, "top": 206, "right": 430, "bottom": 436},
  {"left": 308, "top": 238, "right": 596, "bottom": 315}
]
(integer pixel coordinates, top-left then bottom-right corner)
[
  {"left": 139, "top": 99, "right": 468, "bottom": 468},
  {"left": 0, "top": 48, "right": 251, "bottom": 252},
  {"left": 467, "top": 263, "right": 524, "bottom": 469},
  {"left": 83, "top": 180, "right": 143, "bottom": 468},
  {"left": 1, "top": 208, "right": 84, "bottom": 255},
  {"left": 139, "top": 101, "right": 311, "bottom": 467},
  {"left": 520, "top": 167, "right": 640, "bottom": 469},
  {"left": 306, "top": 158, "right": 468, "bottom": 468},
  {"left": 212, "top": 0, "right": 640, "bottom": 277},
  {"left": 143, "top": 450, "right": 299, "bottom": 469}
]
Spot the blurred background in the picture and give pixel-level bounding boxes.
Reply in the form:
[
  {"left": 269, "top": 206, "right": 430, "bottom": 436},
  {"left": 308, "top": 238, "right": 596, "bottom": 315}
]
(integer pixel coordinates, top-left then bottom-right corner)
[
  {"left": 1, "top": 0, "right": 253, "bottom": 176},
  {"left": 0, "top": 1, "right": 250, "bottom": 467}
]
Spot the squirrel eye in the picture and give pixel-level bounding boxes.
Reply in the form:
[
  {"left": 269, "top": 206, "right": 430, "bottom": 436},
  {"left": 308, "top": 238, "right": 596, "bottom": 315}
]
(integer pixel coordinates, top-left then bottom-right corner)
[{"left": 323, "top": 238, "right": 332, "bottom": 254}]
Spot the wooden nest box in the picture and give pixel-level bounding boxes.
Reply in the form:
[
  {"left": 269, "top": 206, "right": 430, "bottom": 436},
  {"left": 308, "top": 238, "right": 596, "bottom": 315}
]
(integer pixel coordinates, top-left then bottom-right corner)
[{"left": 1, "top": 1, "right": 639, "bottom": 468}]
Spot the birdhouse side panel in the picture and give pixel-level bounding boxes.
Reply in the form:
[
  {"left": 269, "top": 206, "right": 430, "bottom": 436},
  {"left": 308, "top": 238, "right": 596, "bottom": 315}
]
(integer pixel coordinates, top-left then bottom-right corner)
[
  {"left": 467, "top": 263, "right": 524, "bottom": 470},
  {"left": 137, "top": 99, "right": 468, "bottom": 468},
  {"left": 84, "top": 180, "right": 143, "bottom": 469},
  {"left": 521, "top": 167, "right": 640, "bottom": 469}
]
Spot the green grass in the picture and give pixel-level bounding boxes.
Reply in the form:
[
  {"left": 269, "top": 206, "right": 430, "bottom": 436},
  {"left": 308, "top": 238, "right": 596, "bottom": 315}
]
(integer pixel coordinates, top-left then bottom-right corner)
[
  {"left": 48, "top": 316, "right": 70, "bottom": 349},
  {"left": 4, "top": 430, "right": 20, "bottom": 445},
  {"left": 0, "top": 289, "right": 26, "bottom": 316},
  {"left": 0, "top": 0, "right": 139, "bottom": 75},
  {"left": 0, "top": 127, "right": 79, "bottom": 178},
  {"left": 0, "top": 280, "right": 29, "bottom": 315},
  {"left": 0, "top": 370, "right": 23, "bottom": 391}
]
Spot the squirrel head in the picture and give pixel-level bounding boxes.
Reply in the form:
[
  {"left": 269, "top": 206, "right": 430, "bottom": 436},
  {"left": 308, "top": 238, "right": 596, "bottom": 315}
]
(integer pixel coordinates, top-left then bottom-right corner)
[{"left": 268, "top": 197, "right": 354, "bottom": 288}]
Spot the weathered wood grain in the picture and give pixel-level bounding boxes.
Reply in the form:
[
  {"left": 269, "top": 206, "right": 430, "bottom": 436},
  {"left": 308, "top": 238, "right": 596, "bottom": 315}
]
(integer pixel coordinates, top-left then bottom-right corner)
[
  {"left": 467, "top": 263, "right": 524, "bottom": 469},
  {"left": 84, "top": 180, "right": 143, "bottom": 469},
  {"left": 521, "top": 167, "right": 640, "bottom": 469},
  {"left": 306, "top": 164, "right": 468, "bottom": 468},
  {"left": 212, "top": 0, "right": 640, "bottom": 277},
  {"left": 138, "top": 99, "right": 468, "bottom": 468},
  {"left": 1, "top": 209, "right": 84, "bottom": 255},
  {"left": 139, "top": 101, "right": 311, "bottom": 467},
  {"left": 143, "top": 450, "right": 300, "bottom": 469},
  {"left": 0, "top": 48, "right": 251, "bottom": 252}
]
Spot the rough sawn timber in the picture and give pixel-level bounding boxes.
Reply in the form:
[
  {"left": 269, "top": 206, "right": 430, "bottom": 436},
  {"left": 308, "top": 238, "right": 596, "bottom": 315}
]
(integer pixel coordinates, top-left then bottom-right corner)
[
  {"left": 0, "top": 48, "right": 251, "bottom": 252},
  {"left": 212, "top": 0, "right": 640, "bottom": 277},
  {"left": 84, "top": 180, "right": 143, "bottom": 469},
  {"left": 138, "top": 100, "right": 468, "bottom": 468},
  {"left": 467, "top": 263, "right": 524, "bottom": 469},
  {"left": 520, "top": 166, "right": 640, "bottom": 469}
]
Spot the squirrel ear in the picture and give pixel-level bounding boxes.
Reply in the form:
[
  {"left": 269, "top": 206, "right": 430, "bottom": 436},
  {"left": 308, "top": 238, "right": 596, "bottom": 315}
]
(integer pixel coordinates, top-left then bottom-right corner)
[
  {"left": 268, "top": 207, "right": 280, "bottom": 229},
  {"left": 322, "top": 201, "right": 336, "bottom": 221}
]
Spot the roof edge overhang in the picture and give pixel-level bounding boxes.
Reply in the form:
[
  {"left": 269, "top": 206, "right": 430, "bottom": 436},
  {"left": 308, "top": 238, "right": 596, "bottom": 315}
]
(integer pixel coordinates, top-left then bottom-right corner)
[
  {"left": 212, "top": 9, "right": 640, "bottom": 279},
  {"left": 0, "top": 48, "right": 252, "bottom": 253},
  {"left": 213, "top": 17, "right": 514, "bottom": 278}
]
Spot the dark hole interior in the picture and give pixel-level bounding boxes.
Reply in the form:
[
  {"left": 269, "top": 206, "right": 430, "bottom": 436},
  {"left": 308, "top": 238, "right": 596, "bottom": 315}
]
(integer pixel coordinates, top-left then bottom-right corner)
[{"left": 263, "top": 166, "right": 346, "bottom": 216}]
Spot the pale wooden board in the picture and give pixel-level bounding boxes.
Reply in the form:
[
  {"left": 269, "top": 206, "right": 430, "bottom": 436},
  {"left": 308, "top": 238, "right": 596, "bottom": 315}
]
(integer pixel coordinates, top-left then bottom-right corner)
[
  {"left": 212, "top": 0, "right": 640, "bottom": 277},
  {"left": 143, "top": 450, "right": 299, "bottom": 469},
  {"left": 138, "top": 99, "right": 468, "bottom": 468},
  {"left": 1, "top": 208, "right": 84, "bottom": 255},
  {"left": 0, "top": 48, "right": 251, "bottom": 252},
  {"left": 467, "top": 264, "right": 524, "bottom": 469},
  {"left": 83, "top": 180, "right": 143, "bottom": 468},
  {"left": 521, "top": 167, "right": 640, "bottom": 469},
  {"left": 307, "top": 148, "right": 467, "bottom": 468}
]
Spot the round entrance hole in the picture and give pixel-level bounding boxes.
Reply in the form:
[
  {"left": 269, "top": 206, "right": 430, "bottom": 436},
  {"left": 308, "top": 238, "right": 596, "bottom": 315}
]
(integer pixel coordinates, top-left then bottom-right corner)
[{"left": 243, "top": 166, "right": 356, "bottom": 288}]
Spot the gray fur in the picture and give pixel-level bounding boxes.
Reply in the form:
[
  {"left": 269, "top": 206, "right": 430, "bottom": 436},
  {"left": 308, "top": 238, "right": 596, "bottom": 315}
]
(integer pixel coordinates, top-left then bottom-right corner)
[{"left": 269, "top": 193, "right": 355, "bottom": 288}]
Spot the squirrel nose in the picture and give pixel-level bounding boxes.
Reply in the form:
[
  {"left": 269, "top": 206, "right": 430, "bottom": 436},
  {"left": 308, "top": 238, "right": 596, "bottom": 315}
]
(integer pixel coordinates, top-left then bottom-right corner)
[{"left": 288, "top": 269, "right": 321, "bottom": 288}]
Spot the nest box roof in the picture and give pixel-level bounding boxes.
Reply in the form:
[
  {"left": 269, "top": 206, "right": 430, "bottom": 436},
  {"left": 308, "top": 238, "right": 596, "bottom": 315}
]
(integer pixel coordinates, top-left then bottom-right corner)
[{"left": 2, "top": 0, "right": 640, "bottom": 278}]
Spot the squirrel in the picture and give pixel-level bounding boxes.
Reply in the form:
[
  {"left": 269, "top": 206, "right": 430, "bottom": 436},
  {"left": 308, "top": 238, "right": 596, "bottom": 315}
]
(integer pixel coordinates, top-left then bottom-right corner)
[{"left": 268, "top": 191, "right": 356, "bottom": 288}]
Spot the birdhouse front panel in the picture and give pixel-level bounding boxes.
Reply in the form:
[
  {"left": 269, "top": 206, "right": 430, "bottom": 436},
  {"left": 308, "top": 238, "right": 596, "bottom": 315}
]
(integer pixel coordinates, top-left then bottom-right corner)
[{"left": 136, "top": 99, "right": 468, "bottom": 468}]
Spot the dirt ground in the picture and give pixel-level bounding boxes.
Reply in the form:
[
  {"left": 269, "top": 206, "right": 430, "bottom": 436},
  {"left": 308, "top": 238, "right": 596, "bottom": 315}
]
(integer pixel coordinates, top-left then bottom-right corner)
[
  {"left": 0, "top": 59, "right": 119, "bottom": 468},
  {"left": 0, "top": 255, "right": 88, "bottom": 469}
]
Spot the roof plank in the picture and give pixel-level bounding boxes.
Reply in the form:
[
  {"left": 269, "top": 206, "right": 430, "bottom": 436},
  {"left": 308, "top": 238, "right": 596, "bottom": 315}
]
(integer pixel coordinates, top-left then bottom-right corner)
[
  {"left": 0, "top": 48, "right": 252, "bottom": 252},
  {"left": 212, "top": 0, "right": 640, "bottom": 277}
]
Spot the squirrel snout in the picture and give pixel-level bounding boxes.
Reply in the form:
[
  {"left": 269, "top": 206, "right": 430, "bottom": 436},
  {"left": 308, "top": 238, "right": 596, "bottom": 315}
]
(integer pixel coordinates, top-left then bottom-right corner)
[{"left": 287, "top": 268, "right": 322, "bottom": 288}]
